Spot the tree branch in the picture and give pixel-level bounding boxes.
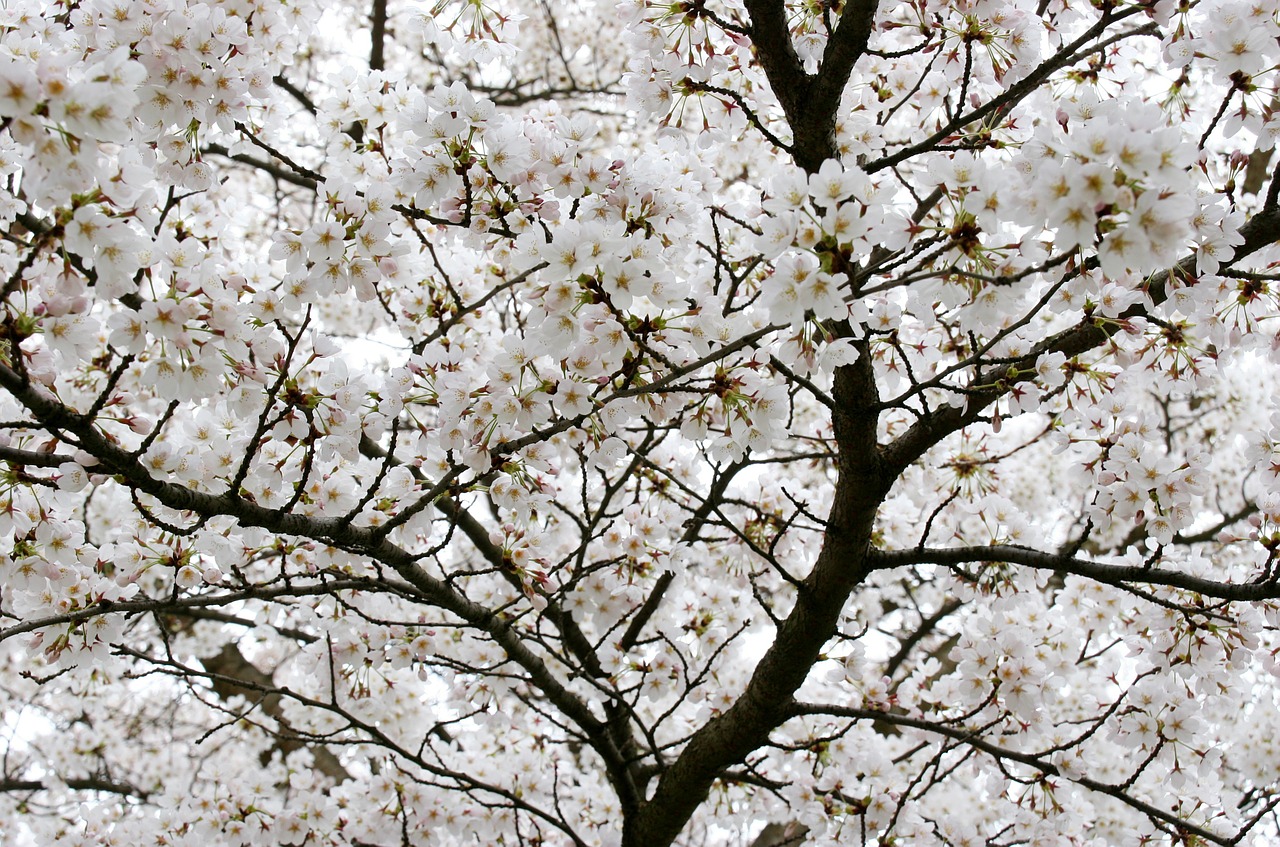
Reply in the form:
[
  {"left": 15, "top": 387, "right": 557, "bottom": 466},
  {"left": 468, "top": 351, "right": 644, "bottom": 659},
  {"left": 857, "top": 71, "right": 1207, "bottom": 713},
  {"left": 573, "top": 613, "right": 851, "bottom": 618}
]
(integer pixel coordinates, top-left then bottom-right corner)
[
  {"left": 867, "top": 11, "right": 1151, "bottom": 174},
  {"left": 808, "top": 0, "right": 880, "bottom": 128},
  {"left": 742, "top": 0, "right": 880, "bottom": 169},
  {"left": 872, "top": 544, "right": 1280, "bottom": 602},
  {"left": 0, "top": 444, "right": 70, "bottom": 468},
  {"left": 369, "top": 0, "right": 388, "bottom": 72},
  {"left": 625, "top": 347, "right": 891, "bottom": 846},
  {"left": 203, "top": 143, "right": 320, "bottom": 190},
  {"left": 200, "top": 642, "right": 352, "bottom": 782},
  {"left": 0, "top": 776, "right": 149, "bottom": 801},
  {"left": 357, "top": 435, "right": 648, "bottom": 814},
  {"left": 881, "top": 204, "right": 1280, "bottom": 474},
  {"left": 788, "top": 702, "right": 1242, "bottom": 846},
  {"left": 743, "top": 0, "right": 811, "bottom": 126},
  {"left": 0, "top": 362, "right": 637, "bottom": 806}
]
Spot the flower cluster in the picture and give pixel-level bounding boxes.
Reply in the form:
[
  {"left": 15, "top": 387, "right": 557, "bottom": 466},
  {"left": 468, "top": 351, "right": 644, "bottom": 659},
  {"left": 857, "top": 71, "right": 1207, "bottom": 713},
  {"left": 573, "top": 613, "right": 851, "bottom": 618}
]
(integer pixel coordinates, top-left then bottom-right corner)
[{"left": 1, "top": 0, "right": 1280, "bottom": 846}]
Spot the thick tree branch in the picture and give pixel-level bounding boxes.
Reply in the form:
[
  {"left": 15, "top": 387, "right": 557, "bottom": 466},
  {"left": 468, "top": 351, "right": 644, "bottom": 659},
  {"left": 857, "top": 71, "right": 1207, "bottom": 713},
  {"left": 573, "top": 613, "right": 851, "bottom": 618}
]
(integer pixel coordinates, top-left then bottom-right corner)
[
  {"left": 882, "top": 597, "right": 964, "bottom": 680},
  {"left": 0, "top": 776, "right": 149, "bottom": 801},
  {"left": 203, "top": 143, "right": 320, "bottom": 190},
  {"left": 743, "top": 0, "right": 880, "bottom": 169},
  {"left": 369, "top": 0, "right": 388, "bottom": 72},
  {"left": 872, "top": 544, "right": 1280, "bottom": 601},
  {"left": 273, "top": 74, "right": 319, "bottom": 114},
  {"left": 749, "top": 822, "right": 810, "bottom": 847},
  {"left": 807, "top": 0, "right": 880, "bottom": 130},
  {"left": 0, "top": 444, "right": 68, "bottom": 468},
  {"left": 882, "top": 205, "right": 1280, "bottom": 474},
  {"left": 625, "top": 348, "right": 892, "bottom": 846},
  {"left": 358, "top": 435, "right": 648, "bottom": 814},
  {"left": 0, "top": 362, "right": 637, "bottom": 805},
  {"left": 200, "top": 642, "right": 352, "bottom": 782},
  {"left": 742, "top": 0, "right": 811, "bottom": 133}
]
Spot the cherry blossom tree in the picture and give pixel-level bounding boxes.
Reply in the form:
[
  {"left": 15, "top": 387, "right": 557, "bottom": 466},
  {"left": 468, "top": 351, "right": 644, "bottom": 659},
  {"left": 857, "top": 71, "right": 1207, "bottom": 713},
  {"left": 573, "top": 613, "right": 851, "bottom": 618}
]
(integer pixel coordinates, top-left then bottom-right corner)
[{"left": 3, "top": 0, "right": 1280, "bottom": 844}]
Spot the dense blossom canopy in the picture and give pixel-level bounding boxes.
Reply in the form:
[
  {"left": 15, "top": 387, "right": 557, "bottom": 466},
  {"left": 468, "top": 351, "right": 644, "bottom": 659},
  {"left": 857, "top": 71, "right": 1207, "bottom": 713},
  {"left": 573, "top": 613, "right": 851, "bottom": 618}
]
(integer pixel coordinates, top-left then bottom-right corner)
[{"left": 2, "top": 0, "right": 1280, "bottom": 845}]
